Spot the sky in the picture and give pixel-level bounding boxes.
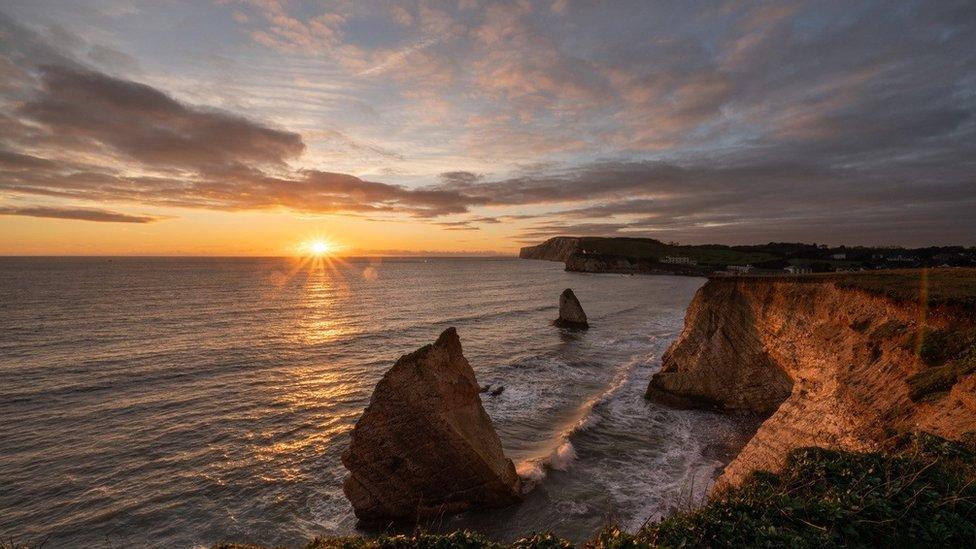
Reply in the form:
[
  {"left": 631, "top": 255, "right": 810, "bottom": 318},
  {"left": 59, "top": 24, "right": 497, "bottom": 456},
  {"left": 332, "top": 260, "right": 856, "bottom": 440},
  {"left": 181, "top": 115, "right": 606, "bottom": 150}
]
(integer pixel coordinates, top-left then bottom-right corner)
[{"left": 0, "top": 0, "right": 974, "bottom": 255}]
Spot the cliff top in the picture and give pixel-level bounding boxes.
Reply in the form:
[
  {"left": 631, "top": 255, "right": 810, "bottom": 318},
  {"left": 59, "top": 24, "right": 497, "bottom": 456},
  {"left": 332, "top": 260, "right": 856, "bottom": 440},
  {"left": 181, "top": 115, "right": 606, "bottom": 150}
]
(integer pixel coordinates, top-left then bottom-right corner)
[
  {"left": 723, "top": 268, "right": 976, "bottom": 311},
  {"left": 521, "top": 236, "right": 976, "bottom": 272}
]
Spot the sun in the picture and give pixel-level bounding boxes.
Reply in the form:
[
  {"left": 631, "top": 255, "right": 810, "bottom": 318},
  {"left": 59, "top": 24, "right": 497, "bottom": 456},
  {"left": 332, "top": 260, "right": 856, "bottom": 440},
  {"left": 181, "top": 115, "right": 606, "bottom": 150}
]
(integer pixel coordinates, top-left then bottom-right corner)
[{"left": 301, "top": 239, "right": 336, "bottom": 257}]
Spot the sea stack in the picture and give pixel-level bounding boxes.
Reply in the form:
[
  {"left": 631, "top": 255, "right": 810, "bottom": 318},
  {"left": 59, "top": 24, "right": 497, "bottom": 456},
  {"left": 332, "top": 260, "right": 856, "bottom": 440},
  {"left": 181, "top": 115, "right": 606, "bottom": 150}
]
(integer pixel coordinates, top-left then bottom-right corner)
[
  {"left": 554, "top": 288, "right": 588, "bottom": 329},
  {"left": 341, "top": 327, "right": 521, "bottom": 522}
]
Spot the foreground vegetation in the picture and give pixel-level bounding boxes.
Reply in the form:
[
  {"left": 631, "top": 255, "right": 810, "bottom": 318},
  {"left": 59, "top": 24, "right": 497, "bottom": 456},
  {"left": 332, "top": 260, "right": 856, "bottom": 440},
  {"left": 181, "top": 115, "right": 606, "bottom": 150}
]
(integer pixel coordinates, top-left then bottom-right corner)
[{"left": 215, "top": 433, "right": 976, "bottom": 549}]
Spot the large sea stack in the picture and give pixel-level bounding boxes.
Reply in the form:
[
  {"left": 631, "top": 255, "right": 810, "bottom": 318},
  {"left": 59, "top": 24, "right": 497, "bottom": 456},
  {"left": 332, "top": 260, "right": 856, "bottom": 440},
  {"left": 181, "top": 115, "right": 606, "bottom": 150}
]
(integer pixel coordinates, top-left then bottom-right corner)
[
  {"left": 554, "top": 288, "right": 588, "bottom": 329},
  {"left": 341, "top": 327, "right": 521, "bottom": 522}
]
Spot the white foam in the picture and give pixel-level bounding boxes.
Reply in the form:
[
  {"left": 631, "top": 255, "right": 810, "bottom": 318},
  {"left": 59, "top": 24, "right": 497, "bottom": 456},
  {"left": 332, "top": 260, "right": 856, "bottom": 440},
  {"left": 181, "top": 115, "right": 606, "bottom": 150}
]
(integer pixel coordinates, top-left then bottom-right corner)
[
  {"left": 514, "top": 349, "right": 654, "bottom": 489},
  {"left": 550, "top": 440, "right": 577, "bottom": 471}
]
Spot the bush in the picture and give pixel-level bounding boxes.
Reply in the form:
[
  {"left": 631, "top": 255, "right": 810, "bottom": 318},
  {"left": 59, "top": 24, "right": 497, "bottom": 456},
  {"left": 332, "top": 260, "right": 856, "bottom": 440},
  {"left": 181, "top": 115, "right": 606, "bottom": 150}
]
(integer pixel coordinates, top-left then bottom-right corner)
[
  {"left": 908, "top": 363, "right": 963, "bottom": 400},
  {"left": 638, "top": 437, "right": 976, "bottom": 548}
]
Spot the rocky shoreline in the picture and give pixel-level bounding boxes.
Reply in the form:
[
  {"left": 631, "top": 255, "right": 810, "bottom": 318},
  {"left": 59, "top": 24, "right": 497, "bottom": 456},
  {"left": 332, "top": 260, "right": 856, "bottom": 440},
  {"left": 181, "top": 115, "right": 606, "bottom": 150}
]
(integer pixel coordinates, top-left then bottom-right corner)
[
  {"left": 218, "top": 269, "right": 976, "bottom": 546},
  {"left": 340, "top": 270, "right": 975, "bottom": 521}
]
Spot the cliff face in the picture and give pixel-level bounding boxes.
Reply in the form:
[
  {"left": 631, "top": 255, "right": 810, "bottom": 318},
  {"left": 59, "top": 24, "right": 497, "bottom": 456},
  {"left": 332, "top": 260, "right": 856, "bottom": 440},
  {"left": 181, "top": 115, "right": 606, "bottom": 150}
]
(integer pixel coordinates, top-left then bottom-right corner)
[
  {"left": 518, "top": 237, "right": 580, "bottom": 262},
  {"left": 342, "top": 328, "right": 521, "bottom": 522},
  {"left": 649, "top": 278, "right": 976, "bottom": 490}
]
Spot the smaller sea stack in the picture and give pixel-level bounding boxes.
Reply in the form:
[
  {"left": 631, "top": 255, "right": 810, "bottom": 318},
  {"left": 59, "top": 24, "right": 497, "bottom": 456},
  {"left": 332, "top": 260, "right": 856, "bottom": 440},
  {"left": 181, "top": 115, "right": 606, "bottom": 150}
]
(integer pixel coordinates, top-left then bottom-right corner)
[
  {"left": 554, "top": 288, "right": 588, "bottom": 329},
  {"left": 342, "top": 327, "right": 521, "bottom": 522}
]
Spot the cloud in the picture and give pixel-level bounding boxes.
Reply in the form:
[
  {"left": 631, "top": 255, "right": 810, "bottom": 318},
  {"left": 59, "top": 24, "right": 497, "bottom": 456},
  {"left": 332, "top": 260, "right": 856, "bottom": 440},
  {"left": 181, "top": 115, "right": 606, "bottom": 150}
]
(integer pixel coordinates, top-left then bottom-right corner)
[
  {"left": 20, "top": 65, "right": 305, "bottom": 171},
  {"left": 238, "top": 1, "right": 347, "bottom": 55},
  {"left": 3, "top": 3, "right": 976, "bottom": 246},
  {"left": 0, "top": 13, "right": 489, "bottom": 220},
  {"left": 0, "top": 205, "right": 164, "bottom": 223},
  {"left": 484, "top": 156, "right": 976, "bottom": 245},
  {"left": 433, "top": 220, "right": 481, "bottom": 231}
]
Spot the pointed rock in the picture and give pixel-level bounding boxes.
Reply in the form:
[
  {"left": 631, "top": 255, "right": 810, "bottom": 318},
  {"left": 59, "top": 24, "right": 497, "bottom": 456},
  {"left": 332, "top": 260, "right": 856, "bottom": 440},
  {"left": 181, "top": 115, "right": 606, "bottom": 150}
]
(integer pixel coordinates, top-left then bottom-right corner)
[
  {"left": 554, "top": 288, "right": 588, "bottom": 329},
  {"left": 341, "top": 327, "right": 521, "bottom": 522}
]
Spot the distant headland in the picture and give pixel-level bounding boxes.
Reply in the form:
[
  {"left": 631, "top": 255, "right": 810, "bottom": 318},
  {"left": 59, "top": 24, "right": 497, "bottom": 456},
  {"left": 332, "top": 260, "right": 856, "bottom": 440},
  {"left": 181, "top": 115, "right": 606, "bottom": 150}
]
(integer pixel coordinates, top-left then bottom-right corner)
[{"left": 519, "top": 236, "right": 976, "bottom": 276}]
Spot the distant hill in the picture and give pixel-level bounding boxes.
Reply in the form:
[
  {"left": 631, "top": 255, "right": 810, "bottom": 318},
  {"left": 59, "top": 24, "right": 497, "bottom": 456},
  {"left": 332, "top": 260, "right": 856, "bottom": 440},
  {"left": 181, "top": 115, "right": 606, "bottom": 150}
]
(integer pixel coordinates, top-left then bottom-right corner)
[{"left": 519, "top": 236, "right": 976, "bottom": 275}]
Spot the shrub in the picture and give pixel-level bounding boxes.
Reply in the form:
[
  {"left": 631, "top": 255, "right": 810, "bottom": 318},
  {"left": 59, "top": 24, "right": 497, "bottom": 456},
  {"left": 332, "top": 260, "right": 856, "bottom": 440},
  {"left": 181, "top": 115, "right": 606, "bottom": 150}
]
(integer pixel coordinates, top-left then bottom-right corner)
[
  {"left": 869, "top": 320, "right": 906, "bottom": 340},
  {"left": 637, "top": 436, "right": 976, "bottom": 548},
  {"left": 908, "top": 363, "right": 962, "bottom": 400}
]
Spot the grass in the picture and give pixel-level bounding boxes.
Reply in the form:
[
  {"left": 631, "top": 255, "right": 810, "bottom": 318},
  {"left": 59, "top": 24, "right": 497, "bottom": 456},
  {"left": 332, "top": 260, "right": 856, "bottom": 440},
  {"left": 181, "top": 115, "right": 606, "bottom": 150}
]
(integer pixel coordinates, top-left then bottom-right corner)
[
  {"left": 869, "top": 319, "right": 907, "bottom": 339},
  {"left": 214, "top": 434, "right": 976, "bottom": 549},
  {"left": 815, "top": 268, "right": 976, "bottom": 311},
  {"left": 575, "top": 237, "right": 776, "bottom": 267},
  {"left": 899, "top": 325, "right": 976, "bottom": 401},
  {"left": 729, "top": 268, "right": 976, "bottom": 312},
  {"left": 214, "top": 532, "right": 570, "bottom": 549},
  {"left": 630, "top": 434, "right": 976, "bottom": 548},
  {"left": 908, "top": 349, "right": 976, "bottom": 401}
]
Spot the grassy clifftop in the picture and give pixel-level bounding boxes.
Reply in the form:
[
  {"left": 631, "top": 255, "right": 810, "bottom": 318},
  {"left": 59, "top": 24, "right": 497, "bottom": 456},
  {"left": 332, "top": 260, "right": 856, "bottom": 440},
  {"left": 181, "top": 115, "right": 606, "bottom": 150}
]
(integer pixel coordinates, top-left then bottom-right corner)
[
  {"left": 214, "top": 434, "right": 976, "bottom": 549},
  {"left": 764, "top": 268, "right": 976, "bottom": 310},
  {"left": 521, "top": 236, "right": 976, "bottom": 273}
]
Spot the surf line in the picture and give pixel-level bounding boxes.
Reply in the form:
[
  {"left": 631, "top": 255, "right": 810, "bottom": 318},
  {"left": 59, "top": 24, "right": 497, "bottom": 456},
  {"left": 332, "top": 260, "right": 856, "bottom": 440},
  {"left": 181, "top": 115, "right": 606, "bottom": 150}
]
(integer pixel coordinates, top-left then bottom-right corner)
[{"left": 515, "top": 350, "right": 655, "bottom": 493}]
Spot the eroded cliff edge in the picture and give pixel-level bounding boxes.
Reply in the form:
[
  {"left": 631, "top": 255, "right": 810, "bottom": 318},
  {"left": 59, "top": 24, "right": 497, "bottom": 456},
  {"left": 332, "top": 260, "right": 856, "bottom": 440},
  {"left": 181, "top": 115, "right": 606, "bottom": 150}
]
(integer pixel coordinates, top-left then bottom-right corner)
[
  {"left": 518, "top": 236, "right": 580, "bottom": 262},
  {"left": 648, "top": 273, "right": 976, "bottom": 490}
]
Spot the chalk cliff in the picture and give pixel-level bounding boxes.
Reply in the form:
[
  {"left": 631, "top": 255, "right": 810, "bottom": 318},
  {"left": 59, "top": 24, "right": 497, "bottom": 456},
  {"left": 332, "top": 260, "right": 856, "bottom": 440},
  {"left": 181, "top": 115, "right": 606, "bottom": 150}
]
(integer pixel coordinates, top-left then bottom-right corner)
[
  {"left": 648, "top": 276, "right": 976, "bottom": 490},
  {"left": 518, "top": 237, "right": 580, "bottom": 262},
  {"left": 342, "top": 328, "right": 521, "bottom": 522}
]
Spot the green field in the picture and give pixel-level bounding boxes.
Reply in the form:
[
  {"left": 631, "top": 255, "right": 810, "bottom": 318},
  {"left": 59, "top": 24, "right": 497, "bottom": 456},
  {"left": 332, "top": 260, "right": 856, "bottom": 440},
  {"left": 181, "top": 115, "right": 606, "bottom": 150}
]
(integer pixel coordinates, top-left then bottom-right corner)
[
  {"left": 775, "top": 268, "right": 976, "bottom": 310},
  {"left": 576, "top": 237, "right": 776, "bottom": 267},
  {"left": 533, "top": 236, "right": 976, "bottom": 273}
]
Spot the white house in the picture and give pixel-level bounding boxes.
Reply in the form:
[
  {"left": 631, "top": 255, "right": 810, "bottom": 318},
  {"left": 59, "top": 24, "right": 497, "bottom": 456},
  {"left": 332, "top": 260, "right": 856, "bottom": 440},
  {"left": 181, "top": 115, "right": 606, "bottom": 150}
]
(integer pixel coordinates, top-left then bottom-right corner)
[
  {"left": 727, "top": 265, "right": 754, "bottom": 274},
  {"left": 784, "top": 265, "right": 812, "bottom": 274},
  {"left": 661, "top": 256, "right": 695, "bottom": 265}
]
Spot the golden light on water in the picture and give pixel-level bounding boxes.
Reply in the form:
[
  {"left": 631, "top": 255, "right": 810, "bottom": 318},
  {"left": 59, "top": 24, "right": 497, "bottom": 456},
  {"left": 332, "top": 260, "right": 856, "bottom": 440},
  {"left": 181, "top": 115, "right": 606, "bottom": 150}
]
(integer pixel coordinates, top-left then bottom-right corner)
[{"left": 268, "top": 235, "right": 386, "bottom": 346}]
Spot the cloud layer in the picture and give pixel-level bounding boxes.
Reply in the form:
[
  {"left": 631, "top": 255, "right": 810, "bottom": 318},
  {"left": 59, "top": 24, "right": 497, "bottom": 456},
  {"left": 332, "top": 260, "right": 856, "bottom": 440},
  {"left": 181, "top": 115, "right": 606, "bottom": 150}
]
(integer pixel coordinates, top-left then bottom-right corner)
[
  {"left": 0, "top": 2, "right": 974, "bottom": 245},
  {"left": 0, "top": 205, "right": 162, "bottom": 223}
]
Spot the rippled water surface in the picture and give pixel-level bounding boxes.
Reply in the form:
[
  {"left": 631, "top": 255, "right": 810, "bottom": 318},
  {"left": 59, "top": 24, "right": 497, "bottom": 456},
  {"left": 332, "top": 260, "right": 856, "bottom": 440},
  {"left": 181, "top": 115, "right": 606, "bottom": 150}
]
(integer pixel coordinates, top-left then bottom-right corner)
[{"left": 0, "top": 257, "right": 750, "bottom": 547}]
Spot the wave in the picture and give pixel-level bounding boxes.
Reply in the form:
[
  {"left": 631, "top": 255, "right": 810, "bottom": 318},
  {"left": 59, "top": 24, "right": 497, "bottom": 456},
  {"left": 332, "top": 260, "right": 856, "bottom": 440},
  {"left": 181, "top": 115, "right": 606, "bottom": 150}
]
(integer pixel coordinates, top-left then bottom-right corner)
[{"left": 514, "top": 350, "right": 655, "bottom": 492}]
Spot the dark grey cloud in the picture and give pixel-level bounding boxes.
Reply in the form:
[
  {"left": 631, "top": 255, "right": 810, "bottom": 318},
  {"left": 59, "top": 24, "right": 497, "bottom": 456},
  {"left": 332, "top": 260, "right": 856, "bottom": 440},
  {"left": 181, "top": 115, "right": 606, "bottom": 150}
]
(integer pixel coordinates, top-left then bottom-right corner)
[
  {"left": 0, "top": 205, "right": 163, "bottom": 223},
  {"left": 433, "top": 0, "right": 976, "bottom": 246},
  {"left": 20, "top": 64, "right": 305, "bottom": 170},
  {"left": 480, "top": 155, "right": 976, "bottom": 246}
]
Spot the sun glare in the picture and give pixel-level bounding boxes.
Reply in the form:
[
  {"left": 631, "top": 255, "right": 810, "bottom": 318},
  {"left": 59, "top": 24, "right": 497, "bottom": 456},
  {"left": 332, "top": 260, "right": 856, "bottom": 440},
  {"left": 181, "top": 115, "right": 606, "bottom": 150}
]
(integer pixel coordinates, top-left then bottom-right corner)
[{"left": 302, "top": 239, "right": 335, "bottom": 257}]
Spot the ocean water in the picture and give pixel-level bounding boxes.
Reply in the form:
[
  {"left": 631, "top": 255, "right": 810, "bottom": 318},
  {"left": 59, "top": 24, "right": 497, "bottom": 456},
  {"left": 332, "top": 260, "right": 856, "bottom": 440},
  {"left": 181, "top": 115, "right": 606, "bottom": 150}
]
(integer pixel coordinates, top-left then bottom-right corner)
[{"left": 0, "top": 257, "right": 752, "bottom": 547}]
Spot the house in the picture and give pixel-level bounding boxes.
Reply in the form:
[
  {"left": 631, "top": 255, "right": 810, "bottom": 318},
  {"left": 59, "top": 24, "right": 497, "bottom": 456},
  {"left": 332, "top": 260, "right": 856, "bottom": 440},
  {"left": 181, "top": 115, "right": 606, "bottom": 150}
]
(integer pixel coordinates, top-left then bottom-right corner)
[
  {"left": 831, "top": 253, "right": 847, "bottom": 260},
  {"left": 784, "top": 265, "right": 812, "bottom": 274},
  {"left": 727, "top": 265, "right": 754, "bottom": 274},
  {"left": 661, "top": 256, "right": 695, "bottom": 265}
]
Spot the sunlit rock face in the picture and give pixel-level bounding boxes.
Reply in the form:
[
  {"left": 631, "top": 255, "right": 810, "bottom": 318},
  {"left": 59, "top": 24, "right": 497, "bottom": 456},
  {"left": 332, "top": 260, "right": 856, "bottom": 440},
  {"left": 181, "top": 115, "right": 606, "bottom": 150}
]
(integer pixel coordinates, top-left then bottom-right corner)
[
  {"left": 554, "top": 288, "right": 588, "bottom": 329},
  {"left": 341, "top": 327, "right": 521, "bottom": 522},
  {"left": 646, "top": 277, "right": 976, "bottom": 491},
  {"left": 518, "top": 237, "right": 581, "bottom": 262}
]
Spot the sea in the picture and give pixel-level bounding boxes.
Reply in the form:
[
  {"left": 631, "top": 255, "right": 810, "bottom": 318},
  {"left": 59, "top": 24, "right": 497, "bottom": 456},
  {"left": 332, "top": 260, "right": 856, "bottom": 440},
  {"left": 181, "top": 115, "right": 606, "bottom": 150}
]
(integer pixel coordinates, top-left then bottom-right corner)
[{"left": 0, "top": 257, "right": 754, "bottom": 547}]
